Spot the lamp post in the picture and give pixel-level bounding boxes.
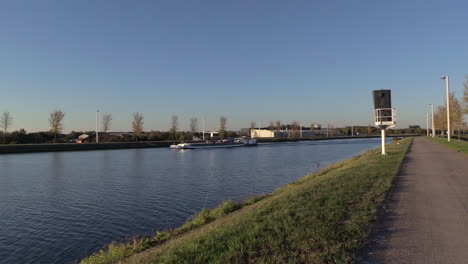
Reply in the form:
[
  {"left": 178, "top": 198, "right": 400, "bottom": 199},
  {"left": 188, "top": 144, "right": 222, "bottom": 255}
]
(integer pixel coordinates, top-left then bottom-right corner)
[
  {"left": 96, "top": 110, "right": 99, "bottom": 143},
  {"left": 431, "top": 104, "right": 435, "bottom": 138},
  {"left": 426, "top": 112, "right": 429, "bottom": 137},
  {"left": 441, "top": 76, "right": 451, "bottom": 142},
  {"left": 202, "top": 116, "right": 205, "bottom": 141},
  {"left": 299, "top": 122, "right": 302, "bottom": 138}
]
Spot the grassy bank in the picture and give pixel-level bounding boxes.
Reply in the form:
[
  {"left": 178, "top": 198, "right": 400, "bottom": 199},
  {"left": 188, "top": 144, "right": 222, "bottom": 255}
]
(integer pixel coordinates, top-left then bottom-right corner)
[
  {"left": 429, "top": 137, "right": 468, "bottom": 154},
  {"left": 82, "top": 138, "right": 412, "bottom": 264}
]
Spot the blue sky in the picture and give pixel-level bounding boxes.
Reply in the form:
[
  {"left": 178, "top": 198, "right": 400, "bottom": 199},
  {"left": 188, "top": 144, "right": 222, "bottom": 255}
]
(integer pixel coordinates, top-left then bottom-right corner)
[{"left": 1, "top": 0, "right": 467, "bottom": 132}]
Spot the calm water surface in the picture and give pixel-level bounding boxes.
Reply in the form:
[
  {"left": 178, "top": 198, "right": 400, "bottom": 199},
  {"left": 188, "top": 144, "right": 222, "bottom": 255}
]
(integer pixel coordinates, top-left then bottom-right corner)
[{"left": 0, "top": 138, "right": 386, "bottom": 264}]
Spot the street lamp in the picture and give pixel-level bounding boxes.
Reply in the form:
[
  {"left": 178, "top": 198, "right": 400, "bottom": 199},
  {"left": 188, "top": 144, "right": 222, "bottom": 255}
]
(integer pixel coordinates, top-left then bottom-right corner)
[
  {"left": 96, "top": 110, "right": 99, "bottom": 143},
  {"left": 426, "top": 112, "right": 429, "bottom": 137},
  {"left": 430, "top": 104, "right": 435, "bottom": 138},
  {"left": 441, "top": 76, "right": 451, "bottom": 142}
]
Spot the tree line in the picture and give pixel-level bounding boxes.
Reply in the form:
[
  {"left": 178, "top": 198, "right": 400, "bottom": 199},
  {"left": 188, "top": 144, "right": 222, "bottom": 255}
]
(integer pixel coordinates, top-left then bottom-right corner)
[
  {"left": 0, "top": 111, "right": 235, "bottom": 144},
  {"left": 2, "top": 78, "right": 467, "bottom": 145},
  {"left": 431, "top": 75, "right": 468, "bottom": 138}
]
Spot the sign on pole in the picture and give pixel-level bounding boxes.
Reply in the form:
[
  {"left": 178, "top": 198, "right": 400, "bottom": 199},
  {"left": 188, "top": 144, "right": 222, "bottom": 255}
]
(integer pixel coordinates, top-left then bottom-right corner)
[{"left": 372, "top": 90, "right": 396, "bottom": 155}]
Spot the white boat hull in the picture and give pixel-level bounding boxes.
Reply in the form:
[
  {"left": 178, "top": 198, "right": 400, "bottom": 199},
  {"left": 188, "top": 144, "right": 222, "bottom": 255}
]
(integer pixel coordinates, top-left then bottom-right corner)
[{"left": 170, "top": 139, "right": 257, "bottom": 150}]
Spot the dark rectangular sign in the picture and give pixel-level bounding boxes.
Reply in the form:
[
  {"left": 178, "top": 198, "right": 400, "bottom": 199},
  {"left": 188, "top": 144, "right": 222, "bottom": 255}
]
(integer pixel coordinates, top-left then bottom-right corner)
[{"left": 372, "top": 90, "right": 391, "bottom": 109}]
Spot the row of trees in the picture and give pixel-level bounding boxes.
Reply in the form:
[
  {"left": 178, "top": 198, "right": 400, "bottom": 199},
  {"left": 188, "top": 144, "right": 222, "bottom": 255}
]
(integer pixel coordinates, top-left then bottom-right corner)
[
  {"left": 135, "top": 115, "right": 229, "bottom": 141},
  {"left": 431, "top": 76, "right": 468, "bottom": 137},
  {"left": 3, "top": 76, "right": 468, "bottom": 145},
  {"left": 1, "top": 110, "right": 65, "bottom": 144},
  {"left": 0, "top": 116, "right": 438, "bottom": 145},
  {"left": 0, "top": 111, "right": 231, "bottom": 144}
]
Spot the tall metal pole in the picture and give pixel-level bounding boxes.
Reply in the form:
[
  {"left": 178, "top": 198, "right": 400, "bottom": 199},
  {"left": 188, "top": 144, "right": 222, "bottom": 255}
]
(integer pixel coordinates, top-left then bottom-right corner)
[
  {"left": 96, "top": 110, "right": 99, "bottom": 143},
  {"left": 426, "top": 112, "right": 429, "bottom": 136},
  {"left": 202, "top": 116, "right": 205, "bottom": 141},
  {"left": 381, "top": 129, "right": 386, "bottom": 155},
  {"left": 351, "top": 125, "right": 354, "bottom": 137},
  {"left": 442, "top": 76, "right": 451, "bottom": 142},
  {"left": 300, "top": 122, "right": 302, "bottom": 138},
  {"left": 431, "top": 104, "right": 435, "bottom": 138}
]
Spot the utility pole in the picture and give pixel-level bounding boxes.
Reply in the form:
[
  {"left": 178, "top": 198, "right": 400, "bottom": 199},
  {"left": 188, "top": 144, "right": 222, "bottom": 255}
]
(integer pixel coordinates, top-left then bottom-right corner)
[
  {"left": 441, "top": 76, "right": 451, "bottom": 142},
  {"left": 431, "top": 104, "right": 435, "bottom": 138},
  {"left": 381, "top": 128, "right": 386, "bottom": 155},
  {"left": 96, "top": 110, "right": 99, "bottom": 143},
  {"left": 202, "top": 116, "right": 205, "bottom": 141},
  {"left": 426, "top": 112, "right": 429, "bottom": 137},
  {"left": 300, "top": 122, "right": 302, "bottom": 138}
]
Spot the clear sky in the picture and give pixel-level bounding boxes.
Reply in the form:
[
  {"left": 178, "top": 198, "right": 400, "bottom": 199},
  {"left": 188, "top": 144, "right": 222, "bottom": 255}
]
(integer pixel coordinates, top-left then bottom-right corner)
[{"left": 1, "top": 0, "right": 467, "bottom": 132}]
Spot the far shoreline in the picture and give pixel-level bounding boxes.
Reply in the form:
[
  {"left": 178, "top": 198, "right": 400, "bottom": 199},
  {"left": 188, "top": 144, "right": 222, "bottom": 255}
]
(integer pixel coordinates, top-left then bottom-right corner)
[{"left": 0, "top": 135, "right": 418, "bottom": 155}]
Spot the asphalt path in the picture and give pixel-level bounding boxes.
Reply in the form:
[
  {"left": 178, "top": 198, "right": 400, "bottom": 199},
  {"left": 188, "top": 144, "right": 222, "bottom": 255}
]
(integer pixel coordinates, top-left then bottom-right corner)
[{"left": 358, "top": 137, "right": 468, "bottom": 264}]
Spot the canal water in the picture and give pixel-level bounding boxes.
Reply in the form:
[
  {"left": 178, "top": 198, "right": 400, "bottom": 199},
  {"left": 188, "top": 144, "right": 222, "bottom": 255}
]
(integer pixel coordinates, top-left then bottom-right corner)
[{"left": 0, "top": 138, "right": 386, "bottom": 264}]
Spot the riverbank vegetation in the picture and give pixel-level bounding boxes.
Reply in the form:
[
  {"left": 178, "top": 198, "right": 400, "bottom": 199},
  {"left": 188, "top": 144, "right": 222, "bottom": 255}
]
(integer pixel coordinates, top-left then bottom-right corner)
[
  {"left": 0, "top": 124, "right": 420, "bottom": 145},
  {"left": 430, "top": 137, "right": 468, "bottom": 154},
  {"left": 81, "top": 137, "right": 412, "bottom": 264}
]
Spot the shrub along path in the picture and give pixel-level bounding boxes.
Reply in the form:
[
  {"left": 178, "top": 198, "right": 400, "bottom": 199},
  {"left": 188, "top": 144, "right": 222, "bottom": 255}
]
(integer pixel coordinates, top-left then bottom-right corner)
[{"left": 358, "top": 137, "right": 468, "bottom": 264}]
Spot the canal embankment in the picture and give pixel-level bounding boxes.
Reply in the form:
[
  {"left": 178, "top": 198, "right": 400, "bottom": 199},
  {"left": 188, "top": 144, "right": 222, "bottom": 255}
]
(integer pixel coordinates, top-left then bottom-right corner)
[
  {"left": 0, "top": 135, "right": 417, "bottom": 154},
  {"left": 81, "top": 137, "right": 412, "bottom": 264},
  {"left": 0, "top": 141, "right": 173, "bottom": 154}
]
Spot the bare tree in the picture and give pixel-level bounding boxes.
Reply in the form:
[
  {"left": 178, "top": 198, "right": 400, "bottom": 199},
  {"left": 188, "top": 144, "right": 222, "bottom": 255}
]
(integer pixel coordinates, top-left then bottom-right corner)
[
  {"left": 170, "top": 115, "right": 178, "bottom": 140},
  {"left": 434, "top": 105, "right": 446, "bottom": 135},
  {"left": 220, "top": 116, "right": 227, "bottom": 139},
  {"left": 275, "top": 120, "right": 281, "bottom": 131},
  {"left": 434, "top": 92, "right": 463, "bottom": 136},
  {"left": 449, "top": 93, "right": 463, "bottom": 138},
  {"left": 288, "top": 120, "right": 300, "bottom": 139},
  {"left": 49, "top": 110, "right": 65, "bottom": 143},
  {"left": 189, "top": 117, "right": 198, "bottom": 135},
  {"left": 102, "top": 114, "right": 112, "bottom": 133},
  {"left": 132, "top": 112, "right": 144, "bottom": 141},
  {"left": 1, "top": 112, "right": 12, "bottom": 144}
]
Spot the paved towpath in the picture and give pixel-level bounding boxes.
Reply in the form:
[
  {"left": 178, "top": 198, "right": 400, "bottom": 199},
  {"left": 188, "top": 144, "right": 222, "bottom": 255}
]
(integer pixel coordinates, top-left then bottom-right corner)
[{"left": 358, "top": 137, "right": 468, "bottom": 264}]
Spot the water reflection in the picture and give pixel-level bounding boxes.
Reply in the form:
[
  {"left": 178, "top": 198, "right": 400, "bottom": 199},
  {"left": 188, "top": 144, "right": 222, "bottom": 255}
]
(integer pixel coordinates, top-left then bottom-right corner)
[{"left": 48, "top": 152, "right": 64, "bottom": 196}]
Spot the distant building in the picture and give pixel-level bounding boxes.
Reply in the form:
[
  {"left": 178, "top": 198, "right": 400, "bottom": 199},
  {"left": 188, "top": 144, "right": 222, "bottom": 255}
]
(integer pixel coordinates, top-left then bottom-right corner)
[
  {"left": 311, "top": 123, "right": 322, "bottom": 130},
  {"left": 206, "top": 131, "right": 219, "bottom": 138},
  {"left": 76, "top": 133, "right": 90, "bottom": 143},
  {"left": 78, "top": 134, "right": 90, "bottom": 140},
  {"left": 250, "top": 129, "right": 315, "bottom": 138},
  {"left": 239, "top": 128, "right": 251, "bottom": 136}
]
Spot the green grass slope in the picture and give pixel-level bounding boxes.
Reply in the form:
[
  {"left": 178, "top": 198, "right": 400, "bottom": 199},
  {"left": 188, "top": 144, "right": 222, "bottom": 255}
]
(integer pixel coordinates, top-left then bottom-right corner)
[
  {"left": 429, "top": 137, "right": 468, "bottom": 154},
  {"left": 82, "top": 138, "right": 412, "bottom": 264}
]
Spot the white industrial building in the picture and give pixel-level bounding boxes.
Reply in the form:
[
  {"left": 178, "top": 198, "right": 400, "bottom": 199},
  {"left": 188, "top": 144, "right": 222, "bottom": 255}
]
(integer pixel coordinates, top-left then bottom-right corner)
[{"left": 250, "top": 129, "right": 315, "bottom": 138}]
